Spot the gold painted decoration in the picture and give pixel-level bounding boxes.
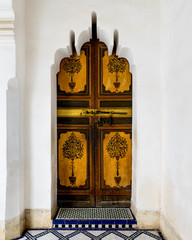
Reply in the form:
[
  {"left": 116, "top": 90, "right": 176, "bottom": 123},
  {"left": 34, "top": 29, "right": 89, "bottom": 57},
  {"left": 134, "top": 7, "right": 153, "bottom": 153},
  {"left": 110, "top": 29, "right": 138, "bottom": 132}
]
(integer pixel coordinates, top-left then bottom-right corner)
[
  {"left": 58, "top": 50, "right": 87, "bottom": 94},
  {"left": 63, "top": 132, "right": 84, "bottom": 186},
  {"left": 103, "top": 131, "right": 132, "bottom": 188},
  {"left": 57, "top": 39, "right": 132, "bottom": 207},
  {"left": 101, "top": 50, "right": 132, "bottom": 94},
  {"left": 106, "top": 132, "right": 128, "bottom": 186},
  {"left": 58, "top": 131, "right": 88, "bottom": 188},
  {"left": 107, "top": 57, "right": 127, "bottom": 92},
  {"left": 62, "top": 57, "right": 82, "bottom": 92}
]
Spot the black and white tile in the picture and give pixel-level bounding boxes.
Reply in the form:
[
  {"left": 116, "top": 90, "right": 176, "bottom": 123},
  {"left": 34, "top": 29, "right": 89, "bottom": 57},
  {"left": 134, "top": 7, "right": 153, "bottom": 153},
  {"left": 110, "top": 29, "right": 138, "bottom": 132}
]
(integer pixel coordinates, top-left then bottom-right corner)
[
  {"left": 53, "top": 223, "right": 136, "bottom": 229},
  {"left": 53, "top": 208, "right": 137, "bottom": 229},
  {"left": 14, "top": 229, "right": 165, "bottom": 240},
  {"left": 56, "top": 208, "right": 134, "bottom": 220}
]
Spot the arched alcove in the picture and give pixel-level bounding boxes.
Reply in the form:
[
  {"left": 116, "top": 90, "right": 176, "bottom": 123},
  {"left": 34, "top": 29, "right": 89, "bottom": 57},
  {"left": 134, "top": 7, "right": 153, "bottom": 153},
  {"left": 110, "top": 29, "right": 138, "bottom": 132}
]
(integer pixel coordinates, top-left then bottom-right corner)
[{"left": 51, "top": 18, "right": 136, "bottom": 213}]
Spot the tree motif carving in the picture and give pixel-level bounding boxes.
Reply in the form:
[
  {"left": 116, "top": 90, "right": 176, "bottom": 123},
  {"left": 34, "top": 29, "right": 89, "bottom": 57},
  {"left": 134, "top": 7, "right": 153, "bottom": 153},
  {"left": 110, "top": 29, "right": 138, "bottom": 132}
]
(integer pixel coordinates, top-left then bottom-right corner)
[
  {"left": 62, "top": 57, "right": 82, "bottom": 92},
  {"left": 63, "top": 132, "right": 84, "bottom": 186},
  {"left": 107, "top": 57, "right": 127, "bottom": 92},
  {"left": 106, "top": 132, "right": 128, "bottom": 186}
]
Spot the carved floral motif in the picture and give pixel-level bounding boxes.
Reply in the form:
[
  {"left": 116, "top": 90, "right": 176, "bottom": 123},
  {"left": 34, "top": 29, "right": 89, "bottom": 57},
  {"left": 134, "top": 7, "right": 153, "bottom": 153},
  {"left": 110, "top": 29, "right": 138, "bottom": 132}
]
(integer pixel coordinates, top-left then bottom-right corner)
[
  {"left": 106, "top": 132, "right": 128, "bottom": 186},
  {"left": 62, "top": 57, "right": 82, "bottom": 92},
  {"left": 63, "top": 132, "right": 84, "bottom": 185},
  {"left": 107, "top": 57, "right": 127, "bottom": 92}
]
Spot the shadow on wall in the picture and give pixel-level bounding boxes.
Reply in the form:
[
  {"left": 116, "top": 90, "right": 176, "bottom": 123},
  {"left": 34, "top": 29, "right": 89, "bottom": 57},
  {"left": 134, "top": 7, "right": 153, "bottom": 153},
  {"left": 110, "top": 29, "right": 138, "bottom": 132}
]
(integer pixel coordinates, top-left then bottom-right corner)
[{"left": 51, "top": 11, "right": 136, "bottom": 215}]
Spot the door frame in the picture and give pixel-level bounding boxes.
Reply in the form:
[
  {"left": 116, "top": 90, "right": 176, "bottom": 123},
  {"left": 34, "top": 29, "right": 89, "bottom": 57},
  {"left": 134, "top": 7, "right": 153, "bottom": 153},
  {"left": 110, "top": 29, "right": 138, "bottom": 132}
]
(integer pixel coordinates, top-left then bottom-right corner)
[{"left": 50, "top": 27, "right": 136, "bottom": 214}]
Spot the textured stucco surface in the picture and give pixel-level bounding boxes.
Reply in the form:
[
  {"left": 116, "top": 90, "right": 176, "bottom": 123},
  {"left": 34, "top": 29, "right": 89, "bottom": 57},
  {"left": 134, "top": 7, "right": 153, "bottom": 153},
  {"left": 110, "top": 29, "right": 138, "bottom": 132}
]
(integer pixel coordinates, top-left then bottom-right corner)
[
  {"left": 25, "top": 209, "right": 52, "bottom": 229},
  {"left": 24, "top": 0, "right": 162, "bottom": 219},
  {"left": 160, "top": 0, "right": 192, "bottom": 239},
  {"left": 1, "top": 1, "right": 192, "bottom": 240}
]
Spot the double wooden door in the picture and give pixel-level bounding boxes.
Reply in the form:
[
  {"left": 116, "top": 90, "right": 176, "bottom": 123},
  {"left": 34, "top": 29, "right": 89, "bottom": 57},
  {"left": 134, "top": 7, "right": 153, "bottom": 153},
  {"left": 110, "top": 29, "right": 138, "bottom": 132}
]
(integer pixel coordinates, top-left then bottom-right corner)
[{"left": 57, "top": 38, "right": 132, "bottom": 207}]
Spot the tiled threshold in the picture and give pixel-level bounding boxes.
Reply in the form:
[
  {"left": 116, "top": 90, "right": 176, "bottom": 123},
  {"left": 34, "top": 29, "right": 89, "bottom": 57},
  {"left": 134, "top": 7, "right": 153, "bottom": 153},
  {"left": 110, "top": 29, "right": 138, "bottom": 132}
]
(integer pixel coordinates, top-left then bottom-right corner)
[
  {"left": 13, "top": 208, "right": 165, "bottom": 239},
  {"left": 14, "top": 229, "right": 165, "bottom": 240},
  {"left": 53, "top": 208, "right": 137, "bottom": 229}
]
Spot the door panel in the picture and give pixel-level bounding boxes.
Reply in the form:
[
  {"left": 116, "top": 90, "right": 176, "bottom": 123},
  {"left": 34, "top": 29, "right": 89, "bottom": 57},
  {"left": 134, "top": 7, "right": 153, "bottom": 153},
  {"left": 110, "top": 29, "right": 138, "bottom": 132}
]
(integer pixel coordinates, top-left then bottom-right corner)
[
  {"left": 96, "top": 128, "right": 132, "bottom": 207},
  {"left": 57, "top": 38, "right": 132, "bottom": 207},
  {"left": 58, "top": 130, "right": 89, "bottom": 189},
  {"left": 57, "top": 126, "right": 95, "bottom": 207},
  {"left": 95, "top": 42, "right": 132, "bottom": 206},
  {"left": 101, "top": 130, "right": 132, "bottom": 189},
  {"left": 57, "top": 43, "right": 91, "bottom": 96},
  {"left": 98, "top": 43, "right": 132, "bottom": 95}
]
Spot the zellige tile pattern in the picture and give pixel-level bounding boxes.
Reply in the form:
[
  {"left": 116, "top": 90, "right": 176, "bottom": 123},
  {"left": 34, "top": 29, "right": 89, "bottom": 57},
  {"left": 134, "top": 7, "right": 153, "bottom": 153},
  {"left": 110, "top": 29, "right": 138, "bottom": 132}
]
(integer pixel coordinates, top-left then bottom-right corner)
[
  {"left": 53, "top": 208, "right": 137, "bottom": 229},
  {"left": 14, "top": 229, "right": 165, "bottom": 240},
  {"left": 56, "top": 208, "right": 134, "bottom": 220}
]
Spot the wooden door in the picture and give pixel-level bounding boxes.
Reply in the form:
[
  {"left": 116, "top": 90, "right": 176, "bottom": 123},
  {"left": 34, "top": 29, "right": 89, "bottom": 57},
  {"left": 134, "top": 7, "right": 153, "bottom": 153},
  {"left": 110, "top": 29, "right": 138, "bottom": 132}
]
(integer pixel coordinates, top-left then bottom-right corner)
[{"left": 57, "top": 38, "right": 132, "bottom": 207}]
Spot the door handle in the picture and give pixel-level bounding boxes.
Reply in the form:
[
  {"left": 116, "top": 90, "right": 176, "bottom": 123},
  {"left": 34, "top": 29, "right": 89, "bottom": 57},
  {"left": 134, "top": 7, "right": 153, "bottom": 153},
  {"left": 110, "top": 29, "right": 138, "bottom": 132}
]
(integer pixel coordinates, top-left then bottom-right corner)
[
  {"left": 80, "top": 109, "right": 129, "bottom": 117},
  {"left": 80, "top": 110, "right": 95, "bottom": 116},
  {"left": 95, "top": 110, "right": 110, "bottom": 114},
  {"left": 84, "top": 110, "right": 94, "bottom": 115},
  {"left": 95, "top": 110, "right": 127, "bottom": 116},
  {"left": 58, "top": 108, "right": 131, "bottom": 117}
]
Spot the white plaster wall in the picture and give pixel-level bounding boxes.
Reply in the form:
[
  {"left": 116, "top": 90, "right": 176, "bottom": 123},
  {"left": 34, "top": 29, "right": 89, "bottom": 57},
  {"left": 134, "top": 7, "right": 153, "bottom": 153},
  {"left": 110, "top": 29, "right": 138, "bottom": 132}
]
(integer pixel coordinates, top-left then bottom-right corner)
[
  {"left": 0, "top": 1, "right": 26, "bottom": 238},
  {"left": 2, "top": 1, "right": 192, "bottom": 238},
  {"left": 6, "top": 78, "right": 19, "bottom": 219},
  {"left": 0, "top": 0, "right": 15, "bottom": 232},
  {"left": 12, "top": 0, "right": 26, "bottom": 219},
  {"left": 161, "top": 0, "right": 192, "bottom": 239},
  {"left": 24, "top": 0, "right": 162, "bottom": 223}
]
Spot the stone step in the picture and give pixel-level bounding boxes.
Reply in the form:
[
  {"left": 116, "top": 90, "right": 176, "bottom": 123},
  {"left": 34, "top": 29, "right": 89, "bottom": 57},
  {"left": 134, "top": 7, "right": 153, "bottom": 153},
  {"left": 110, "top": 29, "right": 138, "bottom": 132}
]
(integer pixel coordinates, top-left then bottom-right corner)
[{"left": 53, "top": 208, "right": 137, "bottom": 229}]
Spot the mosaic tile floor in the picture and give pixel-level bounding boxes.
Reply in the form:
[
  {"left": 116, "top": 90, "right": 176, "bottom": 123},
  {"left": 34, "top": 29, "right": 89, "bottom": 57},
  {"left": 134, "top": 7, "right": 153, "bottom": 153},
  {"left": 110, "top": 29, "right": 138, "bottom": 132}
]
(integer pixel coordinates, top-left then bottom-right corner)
[
  {"left": 53, "top": 208, "right": 137, "bottom": 229},
  {"left": 56, "top": 208, "right": 134, "bottom": 220},
  {"left": 14, "top": 229, "right": 165, "bottom": 240}
]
